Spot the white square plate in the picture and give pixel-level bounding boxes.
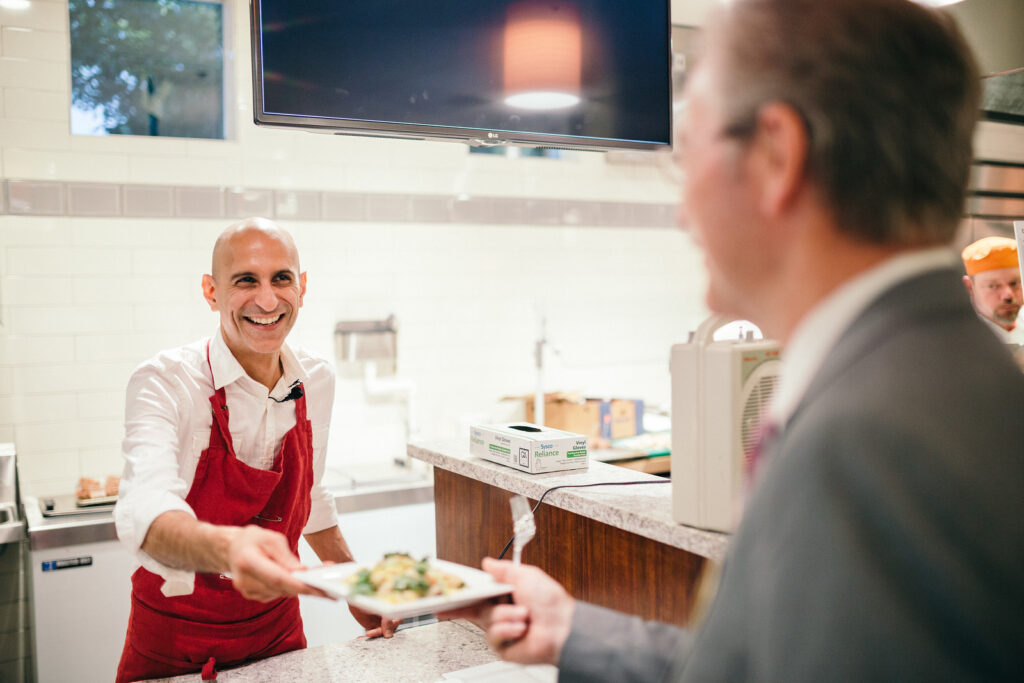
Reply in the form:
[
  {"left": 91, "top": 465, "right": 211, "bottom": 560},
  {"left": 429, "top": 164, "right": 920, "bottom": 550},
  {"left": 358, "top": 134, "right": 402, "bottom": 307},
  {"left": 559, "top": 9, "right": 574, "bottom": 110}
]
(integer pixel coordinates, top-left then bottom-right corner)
[{"left": 294, "top": 559, "right": 513, "bottom": 620}]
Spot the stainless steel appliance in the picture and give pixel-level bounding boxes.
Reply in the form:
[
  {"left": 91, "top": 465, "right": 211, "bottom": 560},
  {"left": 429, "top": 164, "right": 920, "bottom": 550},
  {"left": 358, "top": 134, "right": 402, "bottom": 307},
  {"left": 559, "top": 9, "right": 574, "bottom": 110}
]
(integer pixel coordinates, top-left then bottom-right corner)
[{"left": 24, "top": 494, "right": 133, "bottom": 683}]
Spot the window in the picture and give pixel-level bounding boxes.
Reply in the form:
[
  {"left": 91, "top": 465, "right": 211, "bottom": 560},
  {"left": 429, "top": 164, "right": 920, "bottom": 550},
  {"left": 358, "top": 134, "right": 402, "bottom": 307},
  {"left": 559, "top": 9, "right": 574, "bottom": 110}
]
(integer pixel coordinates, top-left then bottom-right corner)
[{"left": 68, "top": 0, "right": 225, "bottom": 139}]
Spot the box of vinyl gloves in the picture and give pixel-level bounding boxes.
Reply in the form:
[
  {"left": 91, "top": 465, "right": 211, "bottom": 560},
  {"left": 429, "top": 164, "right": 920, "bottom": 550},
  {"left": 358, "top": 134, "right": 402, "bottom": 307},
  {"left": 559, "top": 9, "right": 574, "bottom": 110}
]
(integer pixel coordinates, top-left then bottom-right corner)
[{"left": 469, "top": 423, "right": 589, "bottom": 474}]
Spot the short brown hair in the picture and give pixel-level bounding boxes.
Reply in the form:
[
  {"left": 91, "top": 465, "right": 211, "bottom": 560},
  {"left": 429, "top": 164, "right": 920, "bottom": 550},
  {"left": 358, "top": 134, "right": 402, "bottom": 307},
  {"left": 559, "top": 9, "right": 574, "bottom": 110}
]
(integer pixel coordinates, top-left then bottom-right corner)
[{"left": 707, "top": 0, "right": 980, "bottom": 245}]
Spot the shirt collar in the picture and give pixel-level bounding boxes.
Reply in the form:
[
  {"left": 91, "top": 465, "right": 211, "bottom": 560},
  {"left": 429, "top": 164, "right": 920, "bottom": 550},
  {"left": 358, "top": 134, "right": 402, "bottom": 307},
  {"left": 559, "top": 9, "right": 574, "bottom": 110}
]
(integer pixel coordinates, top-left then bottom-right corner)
[
  {"left": 209, "top": 329, "right": 308, "bottom": 392},
  {"left": 770, "top": 246, "right": 957, "bottom": 427}
]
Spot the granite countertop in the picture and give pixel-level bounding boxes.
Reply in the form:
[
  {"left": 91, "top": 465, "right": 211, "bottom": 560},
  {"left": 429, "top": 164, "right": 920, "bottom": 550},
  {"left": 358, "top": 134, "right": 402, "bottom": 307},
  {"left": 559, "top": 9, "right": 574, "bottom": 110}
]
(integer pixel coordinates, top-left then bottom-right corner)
[
  {"left": 409, "top": 437, "right": 729, "bottom": 562},
  {"left": 150, "top": 620, "right": 509, "bottom": 683}
]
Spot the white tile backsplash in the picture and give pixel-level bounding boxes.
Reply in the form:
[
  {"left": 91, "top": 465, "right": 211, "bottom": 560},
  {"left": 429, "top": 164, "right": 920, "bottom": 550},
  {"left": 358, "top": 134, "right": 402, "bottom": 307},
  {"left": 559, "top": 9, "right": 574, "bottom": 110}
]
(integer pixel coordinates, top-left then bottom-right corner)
[
  {"left": 131, "top": 303, "right": 201, "bottom": 333},
  {"left": 70, "top": 217, "right": 185, "bottom": 247},
  {"left": 0, "top": 0, "right": 69, "bottom": 31},
  {"left": 0, "top": 393, "right": 77, "bottom": 424},
  {"left": 74, "top": 332, "right": 181, "bottom": 364},
  {"left": 69, "top": 247, "right": 133, "bottom": 275},
  {"left": 0, "top": 276, "right": 75, "bottom": 307},
  {"left": 15, "top": 420, "right": 82, "bottom": 452},
  {"left": 73, "top": 275, "right": 192, "bottom": 305},
  {"left": 13, "top": 449, "right": 79, "bottom": 496},
  {"left": 9, "top": 305, "right": 135, "bottom": 335},
  {"left": 129, "top": 155, "right": 240, "bottom": 186},
  {"left": 4, "top": 147, "right": 130, "bottom": 182},
  {"left": 0, "top": 56, "right": 66, "bottom": 93},
  {"left": 69, "top": 132, "right": 188, "bottom": 156},
  {"left": 78, "top": 446, "right": 124, "bottom": 479},
  {"left": 6, "top": 246, "right": 73, "bottom": 275},
  {"left": 68, "top": 361, "right": 141, "bottom": 393},
  {"left": 0, "top": 334, "right": 75, "bottom": 365},
  {"left": 0, "top": 117, "right": 69, "bottom": 153},
  {"left": 75, "top": 418, "right": 123, "bottom": 449},
  {"left": 9, "top": 360, "right": 134, "bottom": 396},
  {"left": 76, "top": 391, "right": 123, "bottom": 420},
  {"left": 3, "top": 87, "right": 67, "bottom": 121},
  {"left": 130, "top": 247, "right": 207, "bottom": 276}
]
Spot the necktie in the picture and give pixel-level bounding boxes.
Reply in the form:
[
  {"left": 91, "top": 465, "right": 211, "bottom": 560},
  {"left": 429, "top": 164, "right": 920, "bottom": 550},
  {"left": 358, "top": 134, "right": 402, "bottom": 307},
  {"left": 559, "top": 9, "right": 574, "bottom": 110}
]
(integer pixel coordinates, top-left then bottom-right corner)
[{"left": 745, "top": 418, "right": 779, "bottom": 488}]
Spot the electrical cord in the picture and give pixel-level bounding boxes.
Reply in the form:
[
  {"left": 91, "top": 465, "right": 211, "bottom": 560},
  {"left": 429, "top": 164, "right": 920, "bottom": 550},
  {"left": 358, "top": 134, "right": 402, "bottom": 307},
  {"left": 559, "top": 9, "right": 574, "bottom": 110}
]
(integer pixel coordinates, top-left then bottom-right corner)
[{"left": 496, "top": 479, "right": 671, "bottom": 560}]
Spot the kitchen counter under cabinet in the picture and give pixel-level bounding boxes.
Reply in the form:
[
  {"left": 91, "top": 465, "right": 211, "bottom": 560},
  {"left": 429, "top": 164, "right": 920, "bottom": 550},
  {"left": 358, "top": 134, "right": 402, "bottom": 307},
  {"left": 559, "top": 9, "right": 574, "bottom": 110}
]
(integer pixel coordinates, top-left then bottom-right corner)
[{"left": 410, "top": 438, "right": 729, "bottom": 627}]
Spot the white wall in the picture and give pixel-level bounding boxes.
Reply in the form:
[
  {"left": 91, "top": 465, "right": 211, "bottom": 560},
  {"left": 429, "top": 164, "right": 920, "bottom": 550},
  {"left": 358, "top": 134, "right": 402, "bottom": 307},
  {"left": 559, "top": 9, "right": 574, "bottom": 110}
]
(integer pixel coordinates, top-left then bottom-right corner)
[{"left": 0, "top": 0, "right": 708, "bottom": 496}]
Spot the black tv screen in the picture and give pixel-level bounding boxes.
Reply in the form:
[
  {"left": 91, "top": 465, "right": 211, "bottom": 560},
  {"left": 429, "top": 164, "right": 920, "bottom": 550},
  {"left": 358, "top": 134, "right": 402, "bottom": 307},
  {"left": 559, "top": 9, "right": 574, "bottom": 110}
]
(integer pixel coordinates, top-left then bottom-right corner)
[{"left": 250, "top": 0, "right": 673, "bottom": 151}]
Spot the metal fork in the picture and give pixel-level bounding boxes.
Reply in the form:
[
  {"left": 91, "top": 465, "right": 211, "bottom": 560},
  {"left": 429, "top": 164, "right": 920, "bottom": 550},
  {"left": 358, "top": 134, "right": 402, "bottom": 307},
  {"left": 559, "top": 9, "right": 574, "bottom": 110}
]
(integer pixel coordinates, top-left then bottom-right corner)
[{"left": 509, "top": 495, "right": 536, "bottom": 565}]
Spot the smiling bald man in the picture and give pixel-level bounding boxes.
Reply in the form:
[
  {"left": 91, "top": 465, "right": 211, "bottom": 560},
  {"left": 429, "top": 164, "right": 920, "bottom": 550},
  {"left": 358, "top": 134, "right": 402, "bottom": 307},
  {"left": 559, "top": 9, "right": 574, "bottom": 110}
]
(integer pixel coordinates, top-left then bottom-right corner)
[{"left": 113, "top": 218, "right": 399, "bottom": 682}]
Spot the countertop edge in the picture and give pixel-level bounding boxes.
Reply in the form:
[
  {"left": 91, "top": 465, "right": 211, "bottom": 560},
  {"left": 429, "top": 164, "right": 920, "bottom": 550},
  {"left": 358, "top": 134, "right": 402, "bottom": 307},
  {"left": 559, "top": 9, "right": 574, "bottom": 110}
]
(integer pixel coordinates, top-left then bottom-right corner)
[{"left": 409, "top": 438, "right": 729, "bottom": 561}]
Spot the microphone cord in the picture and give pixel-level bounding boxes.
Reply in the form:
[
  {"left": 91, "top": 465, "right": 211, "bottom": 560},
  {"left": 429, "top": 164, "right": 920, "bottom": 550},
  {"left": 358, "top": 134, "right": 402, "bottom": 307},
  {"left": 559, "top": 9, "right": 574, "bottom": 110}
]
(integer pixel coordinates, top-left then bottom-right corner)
[{"left": 496, "top": 479, "right": 671, "bottom": 560}]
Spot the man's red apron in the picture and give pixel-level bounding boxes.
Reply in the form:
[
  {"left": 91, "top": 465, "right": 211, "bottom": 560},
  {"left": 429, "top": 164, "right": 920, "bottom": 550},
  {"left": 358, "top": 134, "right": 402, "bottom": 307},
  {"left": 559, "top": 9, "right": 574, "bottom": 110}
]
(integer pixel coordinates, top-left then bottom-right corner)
[{"left": 116, "top": 347, "right": 313, "bottom": 682}]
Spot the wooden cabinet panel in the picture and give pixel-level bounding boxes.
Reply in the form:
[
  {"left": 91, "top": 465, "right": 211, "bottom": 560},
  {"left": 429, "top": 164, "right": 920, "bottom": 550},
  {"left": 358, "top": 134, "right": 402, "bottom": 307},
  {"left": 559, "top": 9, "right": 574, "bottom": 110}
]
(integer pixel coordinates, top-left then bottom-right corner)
[{"left": 434, "top": 469, "right": 706, "bottom": 627}]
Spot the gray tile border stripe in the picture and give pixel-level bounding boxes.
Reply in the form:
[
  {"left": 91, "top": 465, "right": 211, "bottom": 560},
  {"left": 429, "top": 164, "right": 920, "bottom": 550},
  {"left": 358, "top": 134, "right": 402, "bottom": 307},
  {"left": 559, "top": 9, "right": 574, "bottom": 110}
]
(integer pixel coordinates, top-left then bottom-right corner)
[
  {"left": 0, "top": 179, "right": 678, "bottom": 228},
  {"left": 6, "top": 180, "right": 65, "bottom": 216}
]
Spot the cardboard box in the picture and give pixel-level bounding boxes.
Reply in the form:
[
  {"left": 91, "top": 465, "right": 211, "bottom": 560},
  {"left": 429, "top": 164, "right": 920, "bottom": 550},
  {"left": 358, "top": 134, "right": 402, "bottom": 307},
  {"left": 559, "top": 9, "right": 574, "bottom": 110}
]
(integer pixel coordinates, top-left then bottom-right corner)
[
  {"left": 469, "top": 422, "right": 589, "bottom": 474},
  {"left": 521, "top": 393, "right": 644, "bottom": 443},
  {"left": 609, "top": 398, "right": 643, "bottom": 440},
  {"left": 525, "top": 395, "right": 604, "bottom": 439}
]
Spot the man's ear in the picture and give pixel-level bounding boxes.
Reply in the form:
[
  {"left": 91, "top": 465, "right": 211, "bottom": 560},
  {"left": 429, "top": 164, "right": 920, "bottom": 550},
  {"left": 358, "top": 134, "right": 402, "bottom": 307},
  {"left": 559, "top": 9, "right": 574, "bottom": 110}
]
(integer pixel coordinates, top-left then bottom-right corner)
[
  {"left": 298, "top": 272, "right": 307, "bottom": 308},
  {"left": 962, "top": 274, "right": 975, "bottom": 301},
  {"left": 201, "top": 274, "right": 219, "bottom": 311},
  {"left": 749, "top": 102, "right": 809, "bottom": 218}
]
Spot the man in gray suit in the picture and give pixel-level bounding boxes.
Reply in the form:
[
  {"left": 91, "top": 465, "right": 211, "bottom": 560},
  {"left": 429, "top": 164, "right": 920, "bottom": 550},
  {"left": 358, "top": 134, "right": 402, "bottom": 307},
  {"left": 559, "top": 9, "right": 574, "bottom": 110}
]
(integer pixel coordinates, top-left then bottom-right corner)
[{"left": 449, "top": 0, "right": 1024, "bottom": 680}]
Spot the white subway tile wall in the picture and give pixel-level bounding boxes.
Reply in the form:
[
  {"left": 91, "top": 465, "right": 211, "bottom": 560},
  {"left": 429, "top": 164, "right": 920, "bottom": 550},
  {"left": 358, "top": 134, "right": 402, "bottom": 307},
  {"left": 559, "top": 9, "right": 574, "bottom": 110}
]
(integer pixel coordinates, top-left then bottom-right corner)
[
  {"left": 0, "top": 0, "right": 718, "bottom": 497},
  {"left": 2, "top": 211, "right": 707, "bottom": 496}
]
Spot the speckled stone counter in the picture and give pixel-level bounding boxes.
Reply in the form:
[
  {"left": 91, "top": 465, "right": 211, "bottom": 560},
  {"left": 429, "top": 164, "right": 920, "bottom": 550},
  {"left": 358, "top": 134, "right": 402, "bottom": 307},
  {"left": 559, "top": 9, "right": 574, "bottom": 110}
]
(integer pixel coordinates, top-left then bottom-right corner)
[
  {"left": 409, "top": 438, "right": 728, "bottom": 561},
  {"left": 149, "top": 620, "right": 499, "bottom": 683}
]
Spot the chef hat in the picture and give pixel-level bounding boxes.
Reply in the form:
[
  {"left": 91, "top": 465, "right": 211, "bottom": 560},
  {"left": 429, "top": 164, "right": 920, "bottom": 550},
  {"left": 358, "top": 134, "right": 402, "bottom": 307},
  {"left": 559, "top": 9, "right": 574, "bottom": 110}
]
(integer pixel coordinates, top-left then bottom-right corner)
[{"left": 961, "top": 236, "right": 1018, "bottom": 276}]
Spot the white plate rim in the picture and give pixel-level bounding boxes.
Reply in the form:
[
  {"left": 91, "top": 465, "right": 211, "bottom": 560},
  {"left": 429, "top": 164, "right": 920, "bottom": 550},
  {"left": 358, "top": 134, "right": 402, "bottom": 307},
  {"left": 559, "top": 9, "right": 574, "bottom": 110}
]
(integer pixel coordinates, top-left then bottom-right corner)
[{"left": 293, "top": 559, "right": 512, "bottom": 620}]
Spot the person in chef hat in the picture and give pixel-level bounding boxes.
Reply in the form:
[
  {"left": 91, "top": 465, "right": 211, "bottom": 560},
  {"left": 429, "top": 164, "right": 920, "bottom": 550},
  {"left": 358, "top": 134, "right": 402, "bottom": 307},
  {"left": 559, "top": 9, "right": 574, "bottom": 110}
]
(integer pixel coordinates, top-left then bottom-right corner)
[{"left": 961, "top": 235, "right": 1023, "bottom": 342}]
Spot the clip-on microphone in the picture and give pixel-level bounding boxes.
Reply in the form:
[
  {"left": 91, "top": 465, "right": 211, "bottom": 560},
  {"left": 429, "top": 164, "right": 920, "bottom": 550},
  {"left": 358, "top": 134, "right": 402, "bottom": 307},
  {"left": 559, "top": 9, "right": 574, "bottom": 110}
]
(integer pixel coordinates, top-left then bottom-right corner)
[{"left": 270, "top": 380, "right": 304, "bottom": 403}]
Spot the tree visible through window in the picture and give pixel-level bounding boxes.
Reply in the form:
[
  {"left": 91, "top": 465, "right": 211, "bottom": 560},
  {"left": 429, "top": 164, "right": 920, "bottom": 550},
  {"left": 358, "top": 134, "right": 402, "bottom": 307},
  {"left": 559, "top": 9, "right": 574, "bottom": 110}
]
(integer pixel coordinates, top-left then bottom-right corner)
[{"left": 69, "top": 0, "right": 225, "bottom": 139}]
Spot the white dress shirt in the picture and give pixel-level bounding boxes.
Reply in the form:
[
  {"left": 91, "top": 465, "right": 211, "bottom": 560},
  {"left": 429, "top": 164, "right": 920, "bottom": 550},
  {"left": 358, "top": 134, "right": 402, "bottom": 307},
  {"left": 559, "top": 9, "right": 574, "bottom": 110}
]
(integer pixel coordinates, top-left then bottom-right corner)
[
  {"left": 770, "top": 247, "right": 958, "bottom": 427},
  {"left": 114, "top": 329, "right": 338, "bottom": 596}
]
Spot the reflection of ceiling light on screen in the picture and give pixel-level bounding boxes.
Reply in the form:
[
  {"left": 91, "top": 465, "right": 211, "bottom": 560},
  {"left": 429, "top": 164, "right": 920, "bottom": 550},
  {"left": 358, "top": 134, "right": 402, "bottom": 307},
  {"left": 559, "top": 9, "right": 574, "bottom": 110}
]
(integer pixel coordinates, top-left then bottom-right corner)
[
  {"left": 505, "top": 91, "right": 580, "bottom": 110},
  {"left": 504, "top": 1, "right": 582, "bottom": 112}
]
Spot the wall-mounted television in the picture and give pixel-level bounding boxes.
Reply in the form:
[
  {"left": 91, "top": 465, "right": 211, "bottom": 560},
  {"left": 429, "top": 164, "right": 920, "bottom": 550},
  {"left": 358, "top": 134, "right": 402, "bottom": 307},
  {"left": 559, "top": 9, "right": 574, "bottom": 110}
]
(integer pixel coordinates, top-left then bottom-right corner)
[{"left": 250, "top": 0, "right": 673, "bottom": 152}]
